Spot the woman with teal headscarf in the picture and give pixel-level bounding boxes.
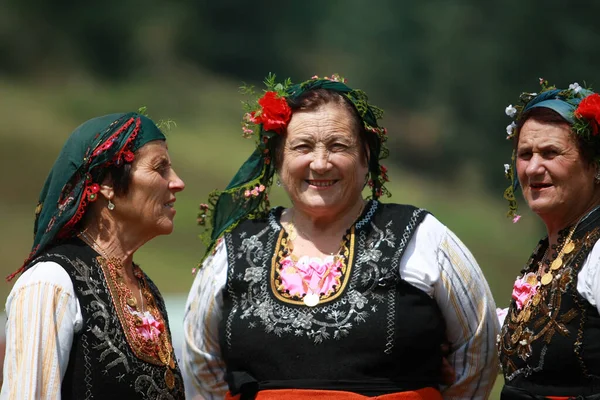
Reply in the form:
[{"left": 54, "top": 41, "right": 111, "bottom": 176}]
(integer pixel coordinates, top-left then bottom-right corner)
[
  {"left": 182, "top": 74, "right": 499, "bottom": 400},
  {"left": 498, "top": 80, "right": 600, "bottom": 399},
  {"left": 1, "top": 113, "right": 186, "bottom": 399}
]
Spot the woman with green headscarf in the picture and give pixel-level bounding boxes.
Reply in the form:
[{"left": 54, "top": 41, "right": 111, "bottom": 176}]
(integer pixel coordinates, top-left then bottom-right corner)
[
  {"left": 497, "top": 80, "right": 600, "bottom": 399},
  {"left": 1, "top": 113, "right": 186, "bottom": 399},
  {"left": 182, "top": 74, "right": 499, "bottom": 400}
]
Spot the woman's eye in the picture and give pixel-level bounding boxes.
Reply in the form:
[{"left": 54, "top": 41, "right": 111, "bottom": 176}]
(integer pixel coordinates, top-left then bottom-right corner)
[
  {"left": 156, "top": 163, "right": 170, "bottom": 174},
  {"left": 293, "top": 145, "right": 311, "bottom": 151},
  {"left": 331, "top": 143, "right": 347, "bottom": 151}
]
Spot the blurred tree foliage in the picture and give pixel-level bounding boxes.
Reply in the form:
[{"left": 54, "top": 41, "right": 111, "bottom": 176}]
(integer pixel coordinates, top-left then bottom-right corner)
[{"left": 2, "top": 0, "right": 599, "bottom": 193}]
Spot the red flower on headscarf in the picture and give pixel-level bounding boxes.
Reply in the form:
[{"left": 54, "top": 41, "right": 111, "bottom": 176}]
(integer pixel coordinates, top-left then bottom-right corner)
[
  {"left": 575, "top": 93, "right": 600, "bottom": 135},
  {"left": 251, "top": 91, "right": 292, "bottom": 134},
  {"left": 123, "top": 150, "right": 135, "bottom": 163}
]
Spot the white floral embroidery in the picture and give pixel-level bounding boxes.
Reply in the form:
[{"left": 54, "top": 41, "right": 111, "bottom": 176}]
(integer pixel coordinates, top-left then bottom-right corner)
[
  {"left": 348, "top": 290, "right": 368, "bottom": 309},
  {"left": 244, "top": 267, "right": 262, "bottom": 283}
]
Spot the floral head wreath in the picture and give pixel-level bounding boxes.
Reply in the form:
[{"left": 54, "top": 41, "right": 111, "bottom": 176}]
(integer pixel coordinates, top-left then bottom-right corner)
[
  {"left": 196, "top": 73, "right": 389, "bottom": 267},
  {"left": 503, "top": 79, "right": 600, "bottom": 222}
]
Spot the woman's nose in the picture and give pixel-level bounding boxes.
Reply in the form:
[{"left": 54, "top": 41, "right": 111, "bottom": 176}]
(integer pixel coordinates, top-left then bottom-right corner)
[
  {"left": 310, "top": 147, "right": 330, "bottom": 173},
  {"left": 170, "top": 169, "right": 185, "bottom": 192},
  {"left": 525, "top": 154, "right": 544, "bottom": 177}
]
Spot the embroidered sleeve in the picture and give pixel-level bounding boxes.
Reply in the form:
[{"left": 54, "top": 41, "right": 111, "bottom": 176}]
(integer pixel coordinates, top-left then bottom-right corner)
[
  {"left": 1, "top": 262, "right": 80, "bottom": 400},
  {"left": 182, "top": 240, "right": 229, "bottom": 400},
  {"left": 435, "top": 228, "right": 500, "bottom": 400}
]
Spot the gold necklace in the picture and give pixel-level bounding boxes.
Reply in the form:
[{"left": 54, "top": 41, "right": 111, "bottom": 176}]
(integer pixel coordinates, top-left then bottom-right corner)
[
  {"left": 536, "top": 246, "right": 550, "bottom": 276},
  {"left": 79, "top": 230, "right": 144, "bottom": 311},
  {"left": 539, "top": 224, "right": 577, "bottom": 286}
]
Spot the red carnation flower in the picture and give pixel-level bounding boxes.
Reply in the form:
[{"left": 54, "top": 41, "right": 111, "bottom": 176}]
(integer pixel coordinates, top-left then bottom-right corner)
[
  {"left": 253, "top": 91, "right": 292, "bottom": 134},
  {"left": 575, "top": 93, "right": 600, "bottom": 135}
]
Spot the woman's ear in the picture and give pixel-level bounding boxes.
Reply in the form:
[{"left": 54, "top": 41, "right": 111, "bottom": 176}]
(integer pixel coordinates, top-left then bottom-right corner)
[{"left": 99, "top": 175, "right": 115, "bottom": 201}]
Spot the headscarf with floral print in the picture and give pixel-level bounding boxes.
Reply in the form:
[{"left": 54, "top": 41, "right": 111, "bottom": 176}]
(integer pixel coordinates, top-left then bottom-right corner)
[
  {"left": 8, "top": 112, "right": 166, "bottom": 281},
  {"left": 196, "top": 73, "right": 390, "bottom": 267},
  {"left": 503, "top": 79, "right": 600, "bottom": 221}
]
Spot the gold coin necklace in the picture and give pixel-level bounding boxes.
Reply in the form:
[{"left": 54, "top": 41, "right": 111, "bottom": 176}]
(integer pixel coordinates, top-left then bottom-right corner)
[{"left": 539, "top": 224, "right": 577, "bottom": 286}]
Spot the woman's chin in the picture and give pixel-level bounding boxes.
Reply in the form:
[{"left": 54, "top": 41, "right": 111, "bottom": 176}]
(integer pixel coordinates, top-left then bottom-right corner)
[
  {"left": 297, "top": 191, "right": 337, "bottom": 205},
  {"left": 528, "top": 203, "right": 564, "bottom": 222},
  {"left": 152, "top": 221, "right": 175, "bottom": 237},
  {"left": 297, "top": 195, "right": 364, "bottom": 215}
]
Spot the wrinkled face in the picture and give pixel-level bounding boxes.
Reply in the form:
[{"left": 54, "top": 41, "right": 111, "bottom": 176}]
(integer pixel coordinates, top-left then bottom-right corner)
[
  {"left": 278, "top": 102, "right": 368, "bottom": 215},
  {"left": 516, "top": 118, "right": 596, "bottom": 224},
  {"left": 112, "top": 140, "right": 185, "bottom": 237}
]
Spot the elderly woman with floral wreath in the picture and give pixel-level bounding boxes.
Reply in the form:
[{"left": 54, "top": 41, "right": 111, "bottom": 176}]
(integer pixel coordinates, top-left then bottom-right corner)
[
  {"left": 498, "top": 80, "right": 600, "bottom": 399},
  {"left": 182, "top": 74, "right": 499, "bottom": 400},
  {"left": 1, "top": 112, "right": 186, "bottom": 399}
]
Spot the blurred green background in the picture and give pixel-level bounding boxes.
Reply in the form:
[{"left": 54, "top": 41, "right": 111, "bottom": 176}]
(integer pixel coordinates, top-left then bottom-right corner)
[{"left": 2, "top": 1, "right": 599, "bottom": 397}]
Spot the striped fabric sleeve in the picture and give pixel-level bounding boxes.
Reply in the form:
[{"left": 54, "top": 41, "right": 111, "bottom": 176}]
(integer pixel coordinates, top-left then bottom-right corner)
[
  {"left": 436, "top": 228, "right": 500, "bottom": 400},
  {"left": 1, "top": 263, "right": 79, "bottom": 400},
  {"left": 182, "top": 240, "right": 229, "bottom": 400},
  {"left": 576, "top": 240, "right": 600, "bottom": 315}
]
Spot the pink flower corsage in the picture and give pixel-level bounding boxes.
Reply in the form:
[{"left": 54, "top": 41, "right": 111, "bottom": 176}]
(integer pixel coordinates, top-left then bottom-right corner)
[
  {"left": 279, "top": 255, "right": 343, "bottom": 297},
  {"left": 135, "top": 310, "right": 164, "bottom": 341},
  {"left": 512, "top": 272, "right": 539, "bottom": 310}
]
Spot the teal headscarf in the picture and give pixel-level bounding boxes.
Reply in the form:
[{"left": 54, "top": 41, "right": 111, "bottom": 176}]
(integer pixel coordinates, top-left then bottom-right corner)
[
  {"left": 197, "top": 74, "right": 389, "bottom": 265},
  {"left": 9, "top": 112, "right": 166, "bottom": 281},
  {"left": 503, "top": 81, "right": 599, "bottom": 219},
  {"left": 523, "top": 87, "right": 593, "bottom": 124}
]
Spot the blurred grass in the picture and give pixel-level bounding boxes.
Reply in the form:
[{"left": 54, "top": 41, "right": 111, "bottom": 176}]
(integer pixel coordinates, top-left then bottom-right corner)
[{"left": 0, "top": 71, "right": 539, "bottom": 397}]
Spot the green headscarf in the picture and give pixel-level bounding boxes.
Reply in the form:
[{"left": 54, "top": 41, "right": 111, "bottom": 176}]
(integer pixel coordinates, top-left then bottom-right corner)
[
  {"left": 197, "top": 74, "right": 389, "bottom": 266},
  {"left": 8, "top": 112, "right": 166, "bottom": 281}
]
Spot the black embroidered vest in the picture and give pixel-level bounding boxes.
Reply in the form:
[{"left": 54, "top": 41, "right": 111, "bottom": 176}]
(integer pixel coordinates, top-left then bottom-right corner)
[
  {"left": 219, "top": 201, "right": 446, "bottom": 397},
  {"left": 35, "top": 239, "right": 185, "bottom": 400},
  {"left": 499, "top": 209, "right": 600, "bottom": 398}
]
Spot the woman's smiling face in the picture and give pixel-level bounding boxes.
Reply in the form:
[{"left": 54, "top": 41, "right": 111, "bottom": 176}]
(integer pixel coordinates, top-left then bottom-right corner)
[{"left": 278, "top": 101, "right": 368, "bottom": 215}]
